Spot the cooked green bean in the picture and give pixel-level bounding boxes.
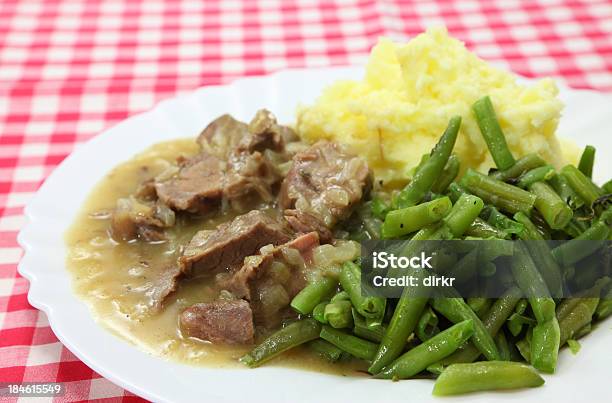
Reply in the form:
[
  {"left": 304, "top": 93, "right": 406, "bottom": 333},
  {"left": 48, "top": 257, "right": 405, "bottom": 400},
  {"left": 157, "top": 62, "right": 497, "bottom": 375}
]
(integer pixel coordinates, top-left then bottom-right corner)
[
  {"left": 549, "top": 173, "right": 584, "bottom": 209},
  {"left": 432, "top": 361, "right": 544, "bottom": 396},
  {"left": 432, "top": 154, "right": 461, "bottom": 194},
  {"left": 495, "top": 331, "right": 511, "bottom": 361},
  {"left": 603, "top": 179, "right": 612, "bottom": 194},
  {"left": 461, "top": 169, "right": 536, "bottom": 214},
  {"left": 511, "top": 242, "right": 556, "bottom": 322},
  {"left": 530, "top": 319, "right": 560, "bottom": 373},
  {"left": 491, "top": 153, "right": 546, "bottom": 182},
  {"left": 375, "top": 320, "right": 474, "bottom": 379},
  {"left": 371, "top": 197, "right": 391, "bottom": 220},
  {"left": 439, "top": 287, "right": 521, "bottom": 365},
  {"left": 416, "top": 306, "right": 440, "bottom": 341},
  {"left": 290, "top": 277, "right": 338, "bottom": 314},
  {"left": 308, "top": 339, "right": 344, "bottom": 362},
  {"left": 340, "top": 261, "right": 386, "bottom": 319},
  {"left": 241, "top": 319, "right": 321, "bottom": 368},
  {"left": 465, "top": 217, "right": 509, "bottom": 239},
  {"left": 320, "top": 326, "right": 378, "bottom": 361},
  {"left": 442, "top": 194, "right": 484, "bottom": 237},
  {"left": 514, "top": 211, "right": 545, "bottom": 240},
  {"left": 467, "top": 297, "right": 492, "bottom": 319},
  {"left": 558, "top": 297, "right": 599, "bottom": 346},
  {"left": 484, "top": 206, "right": 524, "bottom": 236},
  {"left": 353, "top": 309, "right": 386, "bottom": 342},
  {"left": 382, "top": 197, "right": 452, "bottom": 238},
  {"left": 561, "top": 164, "right": 602, "bottom": 206},
  {"left": 529, "top": 181, "right": 573, "bottom": 230},
  {"left": 313, "top": 301, "right": 328, "bottom": 324},
  {"left": 324, "top": 300, "right": 353, "bottom": 329},
  {"left": 432, "top": 295, "right": 501, "bottom": 361},
  {"left": 472, "top": 96, "right": 516, "bottom": 170},
  {"left": 577, "top": 145, "right": 595, "bottom": 178},
  {"left": 595, "top": 287, "right": 612, "bottom": 320},
  {"left": 551, "top": 221, "right": 610, "bottom": 267},
  {"left": 395, "top": 116, "right": 461, "bottom": 208},
  {"left": 517, "top": 165, "right": 555, "bottom": 189},
  {"left": 368, "top": 269, "right": 429, "bottom": 374}
]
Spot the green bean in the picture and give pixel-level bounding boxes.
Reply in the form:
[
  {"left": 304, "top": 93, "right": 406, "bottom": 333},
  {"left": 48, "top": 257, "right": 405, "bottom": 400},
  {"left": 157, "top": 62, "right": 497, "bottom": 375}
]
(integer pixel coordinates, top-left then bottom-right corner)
[
  {"left": 549, "top": 173, "right": 584, "bottom": 209},
  {"left": 561, "top": 165, "right": 602, "bottom": 206},
  {"left": 578, "top": 145, "right": 595, "bottom": 178},
  {"left": 461, "top": 169, "right": 537, "bottom": 214},
  {"left": 511, "top": 242, "right": 556, "bottom": 322},
  {"left": 574, "top": 323, "right": 592, "bottom": 339},
  {"left": 439, "top": 287, "right": 521, "bottom": 365},
  {"left": 381, "top": 197, "right": 452, "bottom": 238},
  {"left": 517, "top": 165, "right": 555, "bottom": 189},
  {"left": 313, "top": 301, "right": 328, "bottom": 324},
  {"left": 331, "top": 290, "right": 350, "bottom": 302},
  {"left": 468, "top": 297, "right": 492, "bottom": 319},
  {"left": 320, "top": 326, "right": 377, "bottom": 361},
  {"left": 472, "top": 96, "right": 516, "bottom": 170},
  {"left": 514, "top": 211, "right": 545, "bottom": 240},
  {"left": 375, "top": 320, "right": 474, "bottom": 379},
  {"left": 595, "top": 287, "right": 612, "bottom": 320},
  {"left": 371, "top": 197, "right": 391, "bottom": 220},
  {"left": 368, "top": 269, "right": 429, "bottom": 374},
  {"left": 432, "top": 295, "right": 501, "bottom": 361},
  {"left": 416, "top": 306, "right": 440, "bottom": 342},
  {"left": 443, "top": 194, "right": 484, "bottom": 237},
  {"left": 516, "top": 336, "right": 531, "bottom": 362},
  {"left": 324, "top": 300, "right": 353, "bottom": 329},
  {"left": 529, "top": 181, "right": 573, "bottom": 230},
  {"left": 551, "top": 221, "right": 610, "bottom": 267},
  {"left": 495, "top": 331, "right": 511, "bottom": 361},
  {"left": 447, "top": 182, "right": 470, "bottom": 203},
  {"left": 465, "top": 217, "right": 509, "bottom": 239},
  {"left": 352, "top": 309, "right": 386, "bottom": 342},
  {"left": 432, "top": 154, "right": 461, "bottom": 193},
  {"left": 339, "top": 261, "right": 386, "bottom": 319},
  {"left": 290, "top": 277, "right": 337, "bottom": 314},
  {"left": 484, "top": 206, "right": 524, "bottom": 236},
  {"left": 558, "top": 297, "right": 599, "bottom": 346},
  {"left": 491, "top": 153, "right": 546, "bottom": 182},
  {"left": 603, "top": 179, "right": 612, "bottom": 194},
  {"left": 530, "top": 319, "right": 560, "bottom": 373},
  {"left": 432, "top": 361, "right": 544, "bottom": 396},
  {"left": 395, "top": 116, "right": 461, "bottom": 208},
  {"left": 556, "top": 277, "right": 610, "bottom": 320},
  {"left": 515, "top": 221, "right": 563, "bottom": 296},
  {"left": 308, "top": 339, "right": 344, "bottom": 362},
  {"left": 241, "top": 319, "right": 321, "bottom": 368},
  {"left": 507, "top": 312, "right": 536, "bottom": 337}
]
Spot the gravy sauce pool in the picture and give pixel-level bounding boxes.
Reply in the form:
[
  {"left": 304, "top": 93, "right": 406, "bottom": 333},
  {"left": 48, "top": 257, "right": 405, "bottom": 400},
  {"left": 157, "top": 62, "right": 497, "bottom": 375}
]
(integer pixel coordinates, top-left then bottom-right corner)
[{"left": 65, "top": 139, "right": 364, "bottom": 375}]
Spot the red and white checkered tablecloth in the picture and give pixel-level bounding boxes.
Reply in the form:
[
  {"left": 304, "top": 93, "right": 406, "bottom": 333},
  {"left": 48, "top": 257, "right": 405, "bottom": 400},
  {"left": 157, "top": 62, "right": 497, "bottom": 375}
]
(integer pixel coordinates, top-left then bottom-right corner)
[{"left": 0, "top": 0, "right": 610, "bottom": 401}]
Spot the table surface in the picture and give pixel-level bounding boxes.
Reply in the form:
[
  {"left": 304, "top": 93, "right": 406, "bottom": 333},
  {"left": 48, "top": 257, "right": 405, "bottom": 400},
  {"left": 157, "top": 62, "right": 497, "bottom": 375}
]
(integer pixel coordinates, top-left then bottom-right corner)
[{"left": 0, "top": 0, "right": 611, "bottom": 401}]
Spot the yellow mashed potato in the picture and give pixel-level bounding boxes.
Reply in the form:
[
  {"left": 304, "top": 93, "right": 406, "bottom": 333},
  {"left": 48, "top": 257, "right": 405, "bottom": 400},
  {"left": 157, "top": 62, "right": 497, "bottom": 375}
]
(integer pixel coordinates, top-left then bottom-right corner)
[{"left": 297, "top": 27, "right": 570, "bottom": 187}]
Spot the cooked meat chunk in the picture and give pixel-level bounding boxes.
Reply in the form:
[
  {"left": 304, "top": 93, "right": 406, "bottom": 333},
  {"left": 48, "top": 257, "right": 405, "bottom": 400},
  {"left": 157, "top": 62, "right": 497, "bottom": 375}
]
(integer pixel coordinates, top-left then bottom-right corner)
[
  {"left": 157, "top": 110, "right": 292, "bottom": 214},
  {"left": 223, "top": 232, "right": 320, "bottom": 327},
  {"left": 224, "top": 151, "right": 280, "bottom": 205},
  {"left": 143, "top": 265, "right": 181, "bottom": 312},
  {"left": 179, "top": 210, "right": 293, "bottom": 276},
  {"left": 180, "top": 300, "right": 254, "bottom": 344},
  {"left": 155, "top": 153, "right": 225, "bottom": 213},
  {"left": 110, "top": 196, "right": 175, "bottom": 242},
  {"left": 279, "top": 141, "right": 371, "bottom": 233},
  {"left": 284, "top": 209, "right": 333, "bottom": 244}
]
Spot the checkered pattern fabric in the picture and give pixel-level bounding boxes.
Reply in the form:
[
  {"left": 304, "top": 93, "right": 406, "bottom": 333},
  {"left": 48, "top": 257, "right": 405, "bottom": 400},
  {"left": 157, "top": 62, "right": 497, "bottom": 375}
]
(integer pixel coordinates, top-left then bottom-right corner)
[{"left": 1, "top": 0, "right": 610, "bottom": 401}]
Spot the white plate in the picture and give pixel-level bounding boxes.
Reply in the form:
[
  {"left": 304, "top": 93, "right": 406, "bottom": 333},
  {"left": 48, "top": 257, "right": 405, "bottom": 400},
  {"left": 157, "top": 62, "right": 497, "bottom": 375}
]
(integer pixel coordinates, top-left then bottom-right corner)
[{"left": 17, "top": 66, "right": 612, "bottom": 403}]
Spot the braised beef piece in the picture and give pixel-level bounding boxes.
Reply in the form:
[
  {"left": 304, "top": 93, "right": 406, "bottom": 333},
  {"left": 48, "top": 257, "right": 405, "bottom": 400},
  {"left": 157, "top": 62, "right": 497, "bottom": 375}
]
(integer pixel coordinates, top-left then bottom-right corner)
[
  {"left": 155, "top": 153, "right": 225, "bottom": 213},
  {"left": 279, "top": 141, "right": 371, "bottom": 237},
  {"left": 157, "top": 110, "right": 294, "bottom": 214},
  {"left": 180, "top": 299, "right": 254, "bottom": 344},
  {"left": 179, "top": 210, "right": 293, "bottom": 276},
  {"left": 284, "top": 209, "right": 333, "bottom": 244},
  {"left": 110, "top": 196, "right": 175, "bottom": 242},
  {"left": 220, "top": 232, "right": 319, "bottom": 328},
  {"left": 143, "top": 265, "right": 181, "bottom": 312}
]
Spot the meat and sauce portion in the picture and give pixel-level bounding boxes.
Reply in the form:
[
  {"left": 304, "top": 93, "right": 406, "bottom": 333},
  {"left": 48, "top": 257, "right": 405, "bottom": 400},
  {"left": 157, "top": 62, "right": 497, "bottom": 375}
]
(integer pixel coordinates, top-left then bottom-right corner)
[{"left": 66, "top": 110, "right": 370, "bottom": 368}]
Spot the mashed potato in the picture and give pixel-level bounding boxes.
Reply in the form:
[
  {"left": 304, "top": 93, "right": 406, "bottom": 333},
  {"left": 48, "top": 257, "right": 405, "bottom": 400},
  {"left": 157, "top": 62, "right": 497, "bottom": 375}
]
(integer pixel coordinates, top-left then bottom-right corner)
[{"left": 296, "top": 27, "right": 565, "bottom": 187}]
